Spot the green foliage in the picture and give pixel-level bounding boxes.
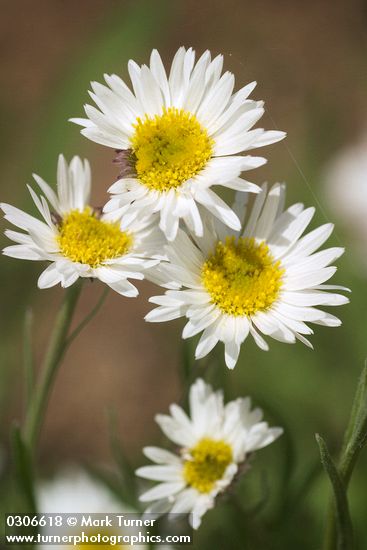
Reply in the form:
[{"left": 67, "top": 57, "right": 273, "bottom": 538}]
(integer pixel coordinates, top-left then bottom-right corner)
[
  {"left": 11, "top": 424, "right": 36, "bottom": 514},
  {"left": 316, "top": 434, "right": 353, "bottom": 550},
  {"left": 318, "top": 362, "right": 367, "bottom": 550}
]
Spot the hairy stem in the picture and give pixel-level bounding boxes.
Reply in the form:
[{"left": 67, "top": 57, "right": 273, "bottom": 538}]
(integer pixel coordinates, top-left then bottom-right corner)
[{"left": 23, "top": 282, "right": 83, "bottom": 452}]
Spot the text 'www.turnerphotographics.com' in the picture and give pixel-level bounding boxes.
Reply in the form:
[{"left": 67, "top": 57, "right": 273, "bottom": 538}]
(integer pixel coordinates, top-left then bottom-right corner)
[{"left": 5, "top": 513, "right": 193, "bottom": 546}]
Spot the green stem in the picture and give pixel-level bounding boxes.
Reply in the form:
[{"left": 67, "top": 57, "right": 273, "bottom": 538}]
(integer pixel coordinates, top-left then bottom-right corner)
[
  {"left": 323, "top": 506, "right": 336, "bottom": 550},
  {"left": 317, "top": 435, "right": 354, "bottom": 550},
  {"left": 65, "top": 287, "right": 109, "bottom": 349},
  {"left": 23, "top": 282, "right": 83, "bottom": 453},
  {"left": 322, "top": 363, "right": 367, "bottom": 550}
]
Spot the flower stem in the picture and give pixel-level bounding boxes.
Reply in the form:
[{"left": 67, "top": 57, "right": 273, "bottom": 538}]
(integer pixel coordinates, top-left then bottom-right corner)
[
  {"left": 65, "top": 287, "right": 109, "bottom": 348},
  {"left": 322, "top": 362, "right": 367, "bottom": 550},
  {"left": 23, "top": 281, "right": 83, "bottom": 453}
]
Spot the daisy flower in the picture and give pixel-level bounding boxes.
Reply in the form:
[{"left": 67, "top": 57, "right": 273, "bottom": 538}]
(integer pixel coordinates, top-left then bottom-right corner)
[
  {"left": 37, "top": 468, "right": 148, "bottom": 549},
  {"left": 37, "top": 468, "right": 131, "bottom": 516},
  {"left": 145, "top": 183, "right": 350, "bottom": 368},
  {"left": 1, "top": 154, "right": 163, "bottom": 296},
  {"left": 136, "top": 378, "right": 282, "bottom": 529},
  {"left": 71, "top": 47, "right": 285, "bottom": 240}
]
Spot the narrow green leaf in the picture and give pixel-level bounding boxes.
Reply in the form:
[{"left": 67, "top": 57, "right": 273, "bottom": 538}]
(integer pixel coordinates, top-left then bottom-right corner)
[
  {"left": 321, "top": 362, "right": 367, "bottom": 550},
  {"left": 339, "top": 362, "right": 367, "bottom": 485},
  {"left": 316, "top": 434, "right": 353, "bottom": 550},
  {"left": 339, "top": 407, "right": 367, "bottom": 486},
  {"left": 11, "top": 423, "right": 37, "bottom": 513},
  {"left": 342, "top": 360, "right": 367, "bottom": 454},
  {"left": 65, "top": 286, "right": 109, "bottom": 349}
]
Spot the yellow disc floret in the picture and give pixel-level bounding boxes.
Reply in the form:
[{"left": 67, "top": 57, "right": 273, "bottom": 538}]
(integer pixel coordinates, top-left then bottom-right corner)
[
  {"left": 202, "top": 236, "right": 284, "bottom": 317},
  {"left": 57, "top": 207, "right": 132, "bottom": 268},
  {"left": 130, "top": 107, "right": 213, "bottom": 192},
  {"left": 183, "top": 438, "right": 233, "bottom": 493}
]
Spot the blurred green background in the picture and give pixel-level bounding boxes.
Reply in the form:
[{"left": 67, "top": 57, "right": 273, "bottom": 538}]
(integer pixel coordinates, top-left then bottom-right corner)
[{"left": 1, "top": 0, "right": 367, "bottom": 548}]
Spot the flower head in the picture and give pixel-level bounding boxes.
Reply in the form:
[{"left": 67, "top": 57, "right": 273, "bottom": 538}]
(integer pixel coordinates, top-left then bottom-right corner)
[
  {"left": 136, "top": 378, "right": 282, "bottom": 529},
  {"left": 38, "top": 469, "right": 129, "bottom": 515},
  {"left": 146, "top": 183, "right": 350, "bottom": 368},
  {"left": 1, "top": 155, "right": 163, "bottom": 296},
  {"left": 37, "top": 469, "right": 147, "bottom": 549},
  {"left": 71, "top": 47, "right": 285, "bottom": 240}
]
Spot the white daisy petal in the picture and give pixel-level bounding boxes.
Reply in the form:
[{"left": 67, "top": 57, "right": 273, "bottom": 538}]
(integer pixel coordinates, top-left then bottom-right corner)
[
  {"left": 144, "top": 182, "right": 347, "bottom": 367},
  {"left": 249, "top": 323, "right": 269, "bottom": 351},
  {"left": 284, "top": 247, "right": 344, "bottom": 272},
  {"left": 281, "top": 290, "right": 349, "bottom": 307},
  {"left": 196, "top": 72, "right": 235, "bottom": 128},
  {"left": 145, "top": 305, "right": 186, "bottom": 323},
  {"left": 312, "top": 312, "right": 342, "bottom": 327},
  {"left": 2, "top": 156, "right": 162, "bottom": 294},
  {"left": 139, "top": 482, "right": 185, "bottom": 502},
  {"left": 169, "top": 489, "right": 197, "bottom": 514},
  {"left": 287, "top": 222, "right": 334, "bottom": 258},
  {"left": 285, "top": 267, "right": 338, "bottom": 291},
  {"left": 135, "top": 465, "right": 183, "bottom": 482},
  {"left": 195, "top": 323, "right": 220, "bottom": 359},
  {"left": 38, "top": 264, "right": 62, "bottom": 289},
  {"left": 33, "top": 173, "right": 59, "bottom": 213},
  {"left": 37, "top": 469, "right": 138, "bottom": 530},
  {"left": 254, "top": 183, "right": 285, "bottom": 240},
  {"left": 224, "top": 340, "right": 241, "bottom": 369},
  {"left": 224, "top": 177, "right": 260, "bottom": 193},
  {"left": 81, "top": 127, "right": 128, "bottom": 149},
  {"left": 249, "top": 130, "right": 287, "bottom": 148},
  {"left": 3, "top": 244, "right": 46, "bottom": 261},
  {"left": 245, "top": 425, "right": 284, "bottom": 452},
  {"left": 182, "top": 310, "right": 219, "bottom": 339},
  {"left": 183, "top": 50, "right": 211, "bottom": 113},
  {"left": 72, "top": 47, "right": 284, "bottom": 238},
  {"left": 214, "top": 106, "right": 265, "bottom": 143},
  {"left": 150, "top": 49, "right": 170, "bottom": 105},
  {"left": 155, "top": 414, "right": 196, "bottom": 448},
  {"left": 269, "top": 206, "right": 315, "bottom": 258},
  {"left": 253, "top": 311, "right": 296, "bottom": 344},
  {"left": 143, "top": 500, "right": 172, "bottom": 516},
  {"left": 295, "top": 333, "right": 314, "bottom": 348},
  {"left": 195, "top": 188, "right": 241, "bottom": 230},
  {"left": 168, "top": 47, "right": 189, "bottom": 106},
  {"left": 143, "top": 447, "right": 182, "bottom": 465},
  {"left": 137, "top": 378, "right": 282, "bottom": 528},
  {"left": 242, "top": 182, "right": 268, "bottom": 237}
]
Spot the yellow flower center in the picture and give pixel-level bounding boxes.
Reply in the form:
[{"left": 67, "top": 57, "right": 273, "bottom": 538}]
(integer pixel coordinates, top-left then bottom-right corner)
[
  {"left": 130, "top": 107, "right": 213, "bottom": 192},
  {"left": 183, "top": 438, "right": 233, "bottom": 493},
  {"left": 57, "top": 208, "right": 132, "bottom": 268},
  {"left": 202, "top": 236, "right": 284, "bottom": 317}
]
